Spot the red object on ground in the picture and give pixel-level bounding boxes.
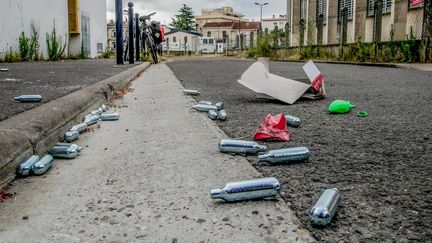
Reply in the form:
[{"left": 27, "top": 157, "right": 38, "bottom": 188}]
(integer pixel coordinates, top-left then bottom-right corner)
[{"left": 254, "top": 114, "right": 290, "bottom": 142}]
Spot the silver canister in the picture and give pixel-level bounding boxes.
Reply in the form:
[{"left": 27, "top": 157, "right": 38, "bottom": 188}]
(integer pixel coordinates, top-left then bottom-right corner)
[
  {"left": 285, "top": 114, "right": 301, "bottom": 128},
  {"left": 84, "top": 114, "right": 99, "bottom": 126},
  {"left": 208, "top": 110, "right": 218, "bottom": 120},
  {"left": 32, "top": 155, "right": 54, "bottom": 176},
  {"left": 48, "top": 143, "right": 81, "bottom": 159},
  {"left": 91, "top": 109, "right": 102, "bottom": 116},
  {"left": 258, "top": 147, "right": 310, "bottom": 164},
  {"left": 217, "top": 109, "right": 227, "bottom": 121},
  {"left": 14, "top": 95, "right": 42, "bottom": 102},
  {"left": 309, "top": 188, "right": 341, "bottom": 226},
  {"left": 100, "top": 104, "right": 108, "bottom": 112},
  {"left": 70, "top": 123, "right": 88, "bottom": 133},
  {"left": 210, "top": 177, "right": 281, "bottom": 202},
  {"left": 193, "top": 104, "right": 218, "bottom": 112},
  {"left": 218, "top": 139, "right": 267, "bottom": 155},
  {"left": 215, "top": 102, "right": 224, "bottom": 111},
  {"left": 100, "top": 112, "right": 120, "bottom": 121},
  {"left": 198, "top": 100, "right": 213, "bottom": 105},
  {"left": 64, "top": 130, "right": 79, "bottom": 142},
  {"left": 16, "top": 155, "right": 40, "bottom": 177},
  {"left": 183, "top": 89, "right": 200, "bottom": 96}
]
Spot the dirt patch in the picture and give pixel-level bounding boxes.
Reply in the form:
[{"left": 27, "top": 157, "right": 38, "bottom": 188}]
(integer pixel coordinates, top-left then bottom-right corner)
[
  {"left": 167, "top": 59, "right": 432, "bottom": 242},
  {"left": 0, "top": 188, "right": 13, "bottom": 203}
]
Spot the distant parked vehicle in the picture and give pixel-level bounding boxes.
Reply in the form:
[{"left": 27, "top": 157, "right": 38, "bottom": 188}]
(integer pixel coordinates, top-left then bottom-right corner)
[{"left": 198, "top": 37, "right": 216, "bottom": 54}]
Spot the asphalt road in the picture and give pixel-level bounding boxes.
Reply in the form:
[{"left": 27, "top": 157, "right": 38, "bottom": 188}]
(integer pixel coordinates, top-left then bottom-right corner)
[
  {"left": 167, "top": 58, "right": 432, "bottom": 242},
  {"left": 0, "top": 60, "right": 131, "bottom": 121}
]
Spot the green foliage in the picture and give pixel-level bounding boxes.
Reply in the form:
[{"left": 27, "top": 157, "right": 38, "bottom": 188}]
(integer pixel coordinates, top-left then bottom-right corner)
[
  {"left": 18, "top": 23, "right": 39, "bottom": 61},
  {"left": 246, "top": 32, "right": 277, "bottom": 58},
  {"left": 140, "top": 52, "right": 155, "bottom": 63},
  {"left": 3, "top": 47, "right": 21, "bottom": 62},
  {"left": 341, "top": 39, "right": 375, "bottom": 62},
  {"left": 170, "top": 4, "right": 195, "bottom": 31},
  {"left": 46, "top": 22, "right": 67, "bottom": 61},
  {"left": 400, "top": 27, "right": 418, "bottom": 63},
  {"left": 102, "top": 49, "right": 113, "bottom": 59}
]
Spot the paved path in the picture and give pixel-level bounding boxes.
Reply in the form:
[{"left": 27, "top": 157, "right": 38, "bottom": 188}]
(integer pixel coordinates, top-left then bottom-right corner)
[{"left": 0, "top": 63, "right": 313, "bottom": 242}]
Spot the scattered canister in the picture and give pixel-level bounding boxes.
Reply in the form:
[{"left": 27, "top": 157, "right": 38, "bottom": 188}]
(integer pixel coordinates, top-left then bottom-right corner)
[
  {"left": 309, "top": 188, "right": 341, "bottom": 226},
  {"left": 32, "top": 155, "right": 54, "bottom": 176},
  {"left": 16, "top": 155, "right": 40, "bottom": 177},
  {"left": 100, "top": 112, "right": 120, "bottom": 121}
]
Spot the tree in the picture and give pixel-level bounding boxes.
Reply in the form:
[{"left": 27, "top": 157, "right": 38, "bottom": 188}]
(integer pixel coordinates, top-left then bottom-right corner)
[{"left": 170, "top": 4, "right": 195, "bottom": 31}]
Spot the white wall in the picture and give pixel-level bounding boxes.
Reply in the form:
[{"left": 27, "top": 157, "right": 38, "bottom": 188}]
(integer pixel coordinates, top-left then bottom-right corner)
[
  {"left": 165, "top": 32, "right": 199, "bottom": 51},
  {"left": 261, "top": 19, "right": 287, "bottom": 32},
  {"left": 0, "top": 0, "right": 106, "bottom": 59},
  {"left": 0, "top": 0, "right": 69, "bottom": 58}
]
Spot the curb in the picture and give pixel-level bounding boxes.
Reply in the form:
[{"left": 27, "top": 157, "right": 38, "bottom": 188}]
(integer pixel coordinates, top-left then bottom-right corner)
[
  {"left": 269, "top": 59, "right": 400, "bottom": 68},
  {"left": 0, "top": 62, "right": 150, "bottom": 187}
]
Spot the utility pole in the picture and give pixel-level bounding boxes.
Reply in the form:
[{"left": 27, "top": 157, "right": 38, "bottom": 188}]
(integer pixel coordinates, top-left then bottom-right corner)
[
  {"left": 135, "top": 13, "right": 140, "bottom": 61},
  {"left": 286, "top": 0, "right": 291, "bottom": 46},
  {"left": 255, "top": 2, "right": 268, "bottom": 31},
  {"left": 115, "top": 0, "right": 124, "bottom": 65},
  {"left": 128, "top": 2, "right": 134, "bottom": 64}
]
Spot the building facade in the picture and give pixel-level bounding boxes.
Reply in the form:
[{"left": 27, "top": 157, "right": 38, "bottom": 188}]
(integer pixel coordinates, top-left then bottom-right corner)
[
  {"left": 0, "top": 0, "right": 107, "bottom": 59},
  {"left": 288, "top": 0, "right": 425, "bottom": 47},
  {"left": 106, "top": 20, "right": 128, "bottom": 51},
  {"left": 195, "top": 7, "right": 247, "bottom": 33},
  {"left": 202, "top": 22, "right": 260, "bottom": 49},
  {"left": 163, "top": 29, "right": 202, "bottom": 52},
  {"left": 262, "top": 15, "right": 288, "bottom": 32}
]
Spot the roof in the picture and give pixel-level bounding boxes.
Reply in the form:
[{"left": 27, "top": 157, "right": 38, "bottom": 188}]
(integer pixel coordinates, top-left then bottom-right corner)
[
  {"left": 232, "top": 22, "right": 260, "bottom": 30},
  {"left": 202, "top": 22, "right": 234, "bottom": 28},
  {"left": 203, "top": 21, "right": 259, "bottom": 30},
  {"left": 164, "top": 29, "right": 202, "bottom": 36}
]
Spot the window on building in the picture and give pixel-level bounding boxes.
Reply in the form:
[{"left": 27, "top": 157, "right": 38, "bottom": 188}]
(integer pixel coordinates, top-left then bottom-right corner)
[
  {"left": 184, "top": 36, "right": 188, "bottom": 43},
  {"left": 222, "top": 31, "right": 227, "bottom": 37},
  {"left": 300, "top": 0, "right": 308, "bottom": 20},
  {"left": 367, "top": 0, "right": 375, "bottom": 16},
  {"left": 317, "top": 0, "right": 327, "bottom": 24},
  {"left": 203, "top": 38, "right": 208, "bottom": 44},
  {"left": 113, "top": 31, "right": 116, "bottom": 37},
  {"left": 338, "top": 0, "right": 353, "bottom": 20},
  {"left": 382, "top": 0, "right": 392, "bottom": 13},
  {"left": 112, "top": 42, "right": 116, "bottom": 49},
  {"left": 207, "top": 31, "right": 211, "bottom": 37},
  {"left": 409, "top": 0, "right": 423, "bottom": 9},
  {"left": 366, "top": 0, "right": 392, "bottom": 16},
  {"left": 173, "top": 36, "right": 177, "bottom": 42}
]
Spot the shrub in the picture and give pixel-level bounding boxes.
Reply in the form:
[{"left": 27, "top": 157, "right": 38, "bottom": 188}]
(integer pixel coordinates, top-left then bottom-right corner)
[
  {"left": 3, "top": 47, "right": 21, "bottom": 63},
  {"left": 46, "top": 22, "right": 67, "bottom": 61},
  {"left": 18, "top": 24, "right": 39, "bottom": 61}
]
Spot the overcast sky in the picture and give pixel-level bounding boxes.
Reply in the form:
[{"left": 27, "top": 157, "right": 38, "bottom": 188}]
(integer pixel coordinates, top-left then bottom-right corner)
[{"left": 106, "top": 0, "right": 288, "bottom": 25}]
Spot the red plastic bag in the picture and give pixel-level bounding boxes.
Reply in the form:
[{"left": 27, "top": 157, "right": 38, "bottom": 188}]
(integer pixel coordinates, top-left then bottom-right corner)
[{"left": 254, "top": 114, "right": 290, "bottom": 142}]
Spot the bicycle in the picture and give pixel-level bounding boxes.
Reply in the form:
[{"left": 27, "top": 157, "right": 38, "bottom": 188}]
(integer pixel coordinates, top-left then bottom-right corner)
[{"left": 139, "top": 12, "right": 159, "bottom": 64}]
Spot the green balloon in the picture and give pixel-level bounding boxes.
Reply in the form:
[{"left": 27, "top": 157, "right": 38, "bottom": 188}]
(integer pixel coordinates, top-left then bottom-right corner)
[{"left": 328, "top": 100, "right": 356, "bottom": 114}]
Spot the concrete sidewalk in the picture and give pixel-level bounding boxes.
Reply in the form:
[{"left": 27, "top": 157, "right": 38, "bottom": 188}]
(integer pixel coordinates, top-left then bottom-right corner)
[{"left": 0, "top": 63, "right": 313, "bottom": 242}]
